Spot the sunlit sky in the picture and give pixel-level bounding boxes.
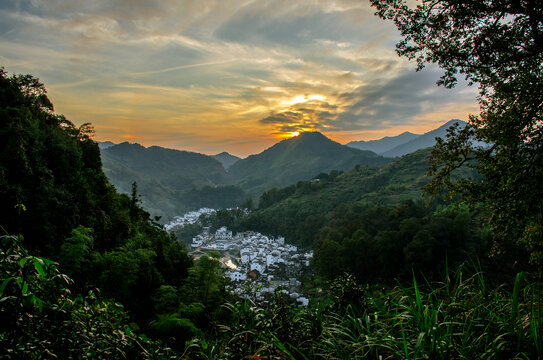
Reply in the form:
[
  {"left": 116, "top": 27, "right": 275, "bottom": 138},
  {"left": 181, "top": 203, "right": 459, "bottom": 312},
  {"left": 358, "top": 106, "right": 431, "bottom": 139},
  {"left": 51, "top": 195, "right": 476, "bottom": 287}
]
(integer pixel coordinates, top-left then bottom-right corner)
[{"left": 0, "top": 0, "right": 479, "bottom": 157}]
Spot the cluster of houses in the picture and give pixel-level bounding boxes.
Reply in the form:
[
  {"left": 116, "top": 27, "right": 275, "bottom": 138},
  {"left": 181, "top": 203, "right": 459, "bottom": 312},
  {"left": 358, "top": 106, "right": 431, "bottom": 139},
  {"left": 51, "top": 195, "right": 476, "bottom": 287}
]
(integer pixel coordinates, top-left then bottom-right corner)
[
  {"left": 191, "top": 226, "right": 313, "bottom": 306},
  {"left": 163, "top": 208, "right": 216, "bottom": 232}
]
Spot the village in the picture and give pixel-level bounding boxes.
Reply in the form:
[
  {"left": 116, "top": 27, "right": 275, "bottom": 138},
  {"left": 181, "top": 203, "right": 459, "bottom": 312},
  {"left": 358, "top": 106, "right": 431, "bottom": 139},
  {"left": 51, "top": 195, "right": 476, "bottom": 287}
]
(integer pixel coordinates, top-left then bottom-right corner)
[
  {"left": 163, "top": 208, "right": 216, "bottom": 232},
  {"left": 164, "top": 208, "right": 313, "bottom": 306},
  {"left": 191, "top": 226, "right": 312, "bottom": 306}
]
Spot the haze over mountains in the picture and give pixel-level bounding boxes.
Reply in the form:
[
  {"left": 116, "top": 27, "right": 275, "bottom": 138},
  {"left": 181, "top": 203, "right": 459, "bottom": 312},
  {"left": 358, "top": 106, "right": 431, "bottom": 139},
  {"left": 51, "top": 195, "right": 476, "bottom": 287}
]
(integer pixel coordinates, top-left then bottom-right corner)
[
  {"left": 101, "top": 143, "right": 245, "bottom": 220},
  {"left": 346, "top": 119, "right": 467, "bottom": 157},
  {"left": 347, "top": 131, "right": 420, "bottom": 154},
  {"left": 100, "top": 119, "right": 466, "bottom": 220}
]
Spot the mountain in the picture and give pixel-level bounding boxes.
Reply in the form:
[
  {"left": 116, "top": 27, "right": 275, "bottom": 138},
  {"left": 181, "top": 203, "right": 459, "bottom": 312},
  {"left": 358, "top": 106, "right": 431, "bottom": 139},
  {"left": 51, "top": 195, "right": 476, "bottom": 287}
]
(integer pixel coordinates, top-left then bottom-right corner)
[
  {"left": 228, "top": 131, "right": 392, "bottom": 196},
  {"left": 347, "top": 131, "right": 420, "bottom": 154},
  {"left": 212, "top": 152, "right": 241, "bottom": 169},
  {"left": 238, "top": 147, "right": 436, "bottom": 246},
  {"left": 101, "top": 143, "right": 246, "bottom": 220},
  {"left": 382, "top": 119, "right": 467, "bottom": 157},
  {"left": 102, "top": 142, "right": 230, "bottom": 184},
  {"left": 97, "top": 141, "right": 116, "bottom": 150}
]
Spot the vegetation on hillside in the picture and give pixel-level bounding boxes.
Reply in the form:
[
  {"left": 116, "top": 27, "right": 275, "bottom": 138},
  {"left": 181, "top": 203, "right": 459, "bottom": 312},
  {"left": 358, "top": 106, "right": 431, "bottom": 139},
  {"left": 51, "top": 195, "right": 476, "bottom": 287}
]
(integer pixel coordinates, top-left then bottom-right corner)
[
  {"left": 1, "top": 0, "right": 542, "bottom": 356},
  {"left": 228, "top": 131, "right": 392, "bottom": 197},
  {"left": 102, "top": 143, "right": 247, "bottom": 221},
  {"left": 232, "top": 148, "right": 436, "bottom": 246},
  {"left": 371, "top": 0, "right": 543, "bottom": 269},
  {"left": 0, "top": 68, "right": 227, "bottom": 355}
]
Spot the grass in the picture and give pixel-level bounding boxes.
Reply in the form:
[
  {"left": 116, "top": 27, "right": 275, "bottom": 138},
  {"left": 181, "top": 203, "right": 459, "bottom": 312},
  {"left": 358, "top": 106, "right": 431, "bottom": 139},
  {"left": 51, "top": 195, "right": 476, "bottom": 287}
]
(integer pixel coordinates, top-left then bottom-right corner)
[
  {"left": 315, "top": 263, "right": 542, "bottom": 359},
  {"left": 185, "top": 262, "right": 542, "bottom": 359}
]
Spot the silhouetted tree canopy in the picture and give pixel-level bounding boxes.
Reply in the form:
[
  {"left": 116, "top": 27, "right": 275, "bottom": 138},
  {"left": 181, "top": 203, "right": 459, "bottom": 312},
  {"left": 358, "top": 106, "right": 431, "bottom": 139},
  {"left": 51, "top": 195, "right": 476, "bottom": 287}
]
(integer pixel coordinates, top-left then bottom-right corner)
[{"left": 370, "top": 0, "right": 543, "bottom": 267}]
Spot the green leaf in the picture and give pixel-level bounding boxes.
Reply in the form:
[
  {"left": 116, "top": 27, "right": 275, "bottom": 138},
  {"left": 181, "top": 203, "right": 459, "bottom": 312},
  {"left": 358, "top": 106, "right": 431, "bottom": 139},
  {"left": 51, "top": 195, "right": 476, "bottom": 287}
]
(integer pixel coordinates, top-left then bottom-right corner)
[
  {"left": 33, "top": 258, "right": 45, "bottom": 277},
  {"left": 0, "top": 277, "right": 13, "bottom": 296},
  {"left": 19, "top": 256, "right": 30, "bottom": 268},
  {"left": 34, "top": 297, "right": 44, "bottom": 312}
]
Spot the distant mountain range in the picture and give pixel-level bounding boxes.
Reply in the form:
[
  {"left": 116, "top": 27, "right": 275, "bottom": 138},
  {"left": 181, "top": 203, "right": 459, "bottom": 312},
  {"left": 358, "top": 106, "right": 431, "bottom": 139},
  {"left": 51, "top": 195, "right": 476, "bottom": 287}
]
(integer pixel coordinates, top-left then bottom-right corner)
[
  {"left": 347, "top": 131, "right": 420, "bottom": 154},
  {"left": 99, "top": 119, "right": 467, "bottom": 219},
  {"left": 97, "top": 141, "right": 116, "bottom": 150},
  {"left": 347, "top": 119, "right": 467, "bottom": 157}
]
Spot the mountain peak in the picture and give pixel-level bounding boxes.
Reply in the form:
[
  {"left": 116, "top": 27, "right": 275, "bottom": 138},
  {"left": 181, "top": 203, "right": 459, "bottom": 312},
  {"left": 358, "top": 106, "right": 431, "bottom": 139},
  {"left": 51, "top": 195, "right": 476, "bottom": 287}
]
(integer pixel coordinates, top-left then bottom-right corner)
[
  {"left": 212, "top": 152, "right": 241, "bottom": 168},
  {"left": 381, "top": 119, "right": 468, "bottom": 157},
  {"left": 289, "top": 131, "right": 330, "bottom": 144},
  {"left": 284, "top": 131, "right": 327, "bottom": 142},
  {"left": 297, "top": 131, "right": 325, "bottom": 137}
]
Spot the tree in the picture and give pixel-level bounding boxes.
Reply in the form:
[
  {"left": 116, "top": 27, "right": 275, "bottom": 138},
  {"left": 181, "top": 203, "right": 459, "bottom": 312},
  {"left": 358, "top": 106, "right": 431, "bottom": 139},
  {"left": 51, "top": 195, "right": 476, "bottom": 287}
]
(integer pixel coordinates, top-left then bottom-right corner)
[
  {"left": 370, "top": 0, "right": 543, "bottom": 267},
  {"left": 0, "top": 235, "right": 167, "bottom": 358},
  {"left": 181, "top": 252, "right": 226, "bottom": 308},
  {"left": 58, "top": 226, "right": 95, "bottom": 287}
]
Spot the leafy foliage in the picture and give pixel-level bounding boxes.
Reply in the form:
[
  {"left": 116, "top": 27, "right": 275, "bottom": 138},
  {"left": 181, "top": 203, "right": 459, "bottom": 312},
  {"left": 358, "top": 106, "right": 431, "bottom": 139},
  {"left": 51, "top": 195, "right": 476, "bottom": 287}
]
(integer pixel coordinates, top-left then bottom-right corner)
[
  {"left": 0, "top": 68, "right": 198, "bottom": 347},
  {"left": 370, "top": 0, "right": 543, "bottom": 268},
  {"left": 312, "top": 264, "right": 542, "bottom": 360},
  {"left": 0, "top": 235, "right": 169, "bottom": 359},
  {"left": 187, "top": 263, "right": 542, "bottom": 359},
  {"left": 0, "top": 68, "right": 135, "bottom": 254}
]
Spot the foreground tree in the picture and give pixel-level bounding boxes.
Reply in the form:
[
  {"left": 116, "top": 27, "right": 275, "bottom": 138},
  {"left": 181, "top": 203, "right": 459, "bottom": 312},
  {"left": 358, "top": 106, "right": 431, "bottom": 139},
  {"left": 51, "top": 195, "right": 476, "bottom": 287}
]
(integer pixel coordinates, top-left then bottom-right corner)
[
  {"left": 0, "top": 235, "right": 170, "bottom": 358},
  {"left": 370, "top": 0, "right": 543, "bottom": 267}
]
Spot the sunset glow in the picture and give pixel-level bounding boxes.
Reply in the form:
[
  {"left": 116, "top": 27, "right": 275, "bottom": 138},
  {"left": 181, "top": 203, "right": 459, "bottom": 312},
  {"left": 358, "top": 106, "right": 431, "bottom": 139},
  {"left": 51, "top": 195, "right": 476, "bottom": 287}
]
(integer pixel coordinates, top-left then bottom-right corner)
[
  {"left": 281, "top": 94, "right": 327, "bottom": 106},
  {"left": 0, "top": 0, "right": 479, "bottom": 157}
]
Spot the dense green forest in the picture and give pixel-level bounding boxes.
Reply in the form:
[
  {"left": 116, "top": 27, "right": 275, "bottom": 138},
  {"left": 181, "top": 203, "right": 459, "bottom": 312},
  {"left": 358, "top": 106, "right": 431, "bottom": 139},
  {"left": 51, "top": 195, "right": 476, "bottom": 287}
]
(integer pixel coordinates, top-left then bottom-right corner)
[
  {"left": 0, "top": 69, "right": 229, "bottom": 357},
  {"left": 233, "top": 148, "right": 435, "bottom": 246},
  {"left": 1, "top": 0, "right": 543, "bottom": 358}
]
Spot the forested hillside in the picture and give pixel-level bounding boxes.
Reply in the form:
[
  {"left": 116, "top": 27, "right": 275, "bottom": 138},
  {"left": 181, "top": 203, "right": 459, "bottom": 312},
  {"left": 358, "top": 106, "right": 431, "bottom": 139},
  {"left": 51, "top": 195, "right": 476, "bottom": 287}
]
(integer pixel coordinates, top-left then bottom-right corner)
[
  {"left": 0, "top": 69, "right": 230, "bottom": 357},
  {"left": 235, "top": 148, "right": 434, "bottom": 245},
  {"left": 229, "top": 131, "right": 391, "bottom": 196},
  {"left": 101, "top": 142, "right": 246, "bottom": 220}
]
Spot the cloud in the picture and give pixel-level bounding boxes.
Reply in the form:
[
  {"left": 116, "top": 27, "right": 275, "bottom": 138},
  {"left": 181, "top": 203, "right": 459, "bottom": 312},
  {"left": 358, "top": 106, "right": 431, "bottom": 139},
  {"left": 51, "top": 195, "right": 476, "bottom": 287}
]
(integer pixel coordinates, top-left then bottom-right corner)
[
  {"left": 256, "top": 66, "right": 478, "bottom": 136},
  {"left": 213, "top": 0, "right": 379, "bottom": 49},
  {"left": 258, "top": 96, "right": 339, "bottom": 135},
  {"left": 334, "top": 67, "right": 478, "bottom": 131},
  {"left": 0, "top": 0, "right": 479, "bottom": 156}
]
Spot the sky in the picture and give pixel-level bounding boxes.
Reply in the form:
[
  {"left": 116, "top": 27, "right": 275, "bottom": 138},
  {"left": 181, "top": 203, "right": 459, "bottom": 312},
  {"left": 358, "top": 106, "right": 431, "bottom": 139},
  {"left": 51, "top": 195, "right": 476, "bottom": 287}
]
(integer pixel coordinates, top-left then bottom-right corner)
[{"left": 0, "top": 0, "right": 480, "bottom": 157}]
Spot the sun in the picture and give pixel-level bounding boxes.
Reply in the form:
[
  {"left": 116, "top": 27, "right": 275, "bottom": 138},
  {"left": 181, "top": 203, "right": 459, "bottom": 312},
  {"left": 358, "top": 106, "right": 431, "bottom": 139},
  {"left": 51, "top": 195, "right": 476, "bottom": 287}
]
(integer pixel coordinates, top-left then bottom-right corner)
[
  {"left": 288, "top": 131, "right": 300, "bottom": 137},
  {"left": 280, "top": 94, "right": 326, "bottom": 106}
]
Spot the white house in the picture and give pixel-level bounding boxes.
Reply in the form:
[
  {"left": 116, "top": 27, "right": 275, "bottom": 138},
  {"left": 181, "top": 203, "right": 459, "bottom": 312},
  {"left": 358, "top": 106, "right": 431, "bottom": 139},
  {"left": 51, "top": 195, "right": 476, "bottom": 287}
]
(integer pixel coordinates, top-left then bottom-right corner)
[
  {"left": 250, "top": 261, "right": 265, "bottom": 274},
  {"left": 230, "top": 271, "right": 247, "bottom": 282},
  {"left": 215, "top": 226, "right": 232, "bottom": 240},
  {"left": 297, "top": 297, "right": 309, "bottom": 306}
]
